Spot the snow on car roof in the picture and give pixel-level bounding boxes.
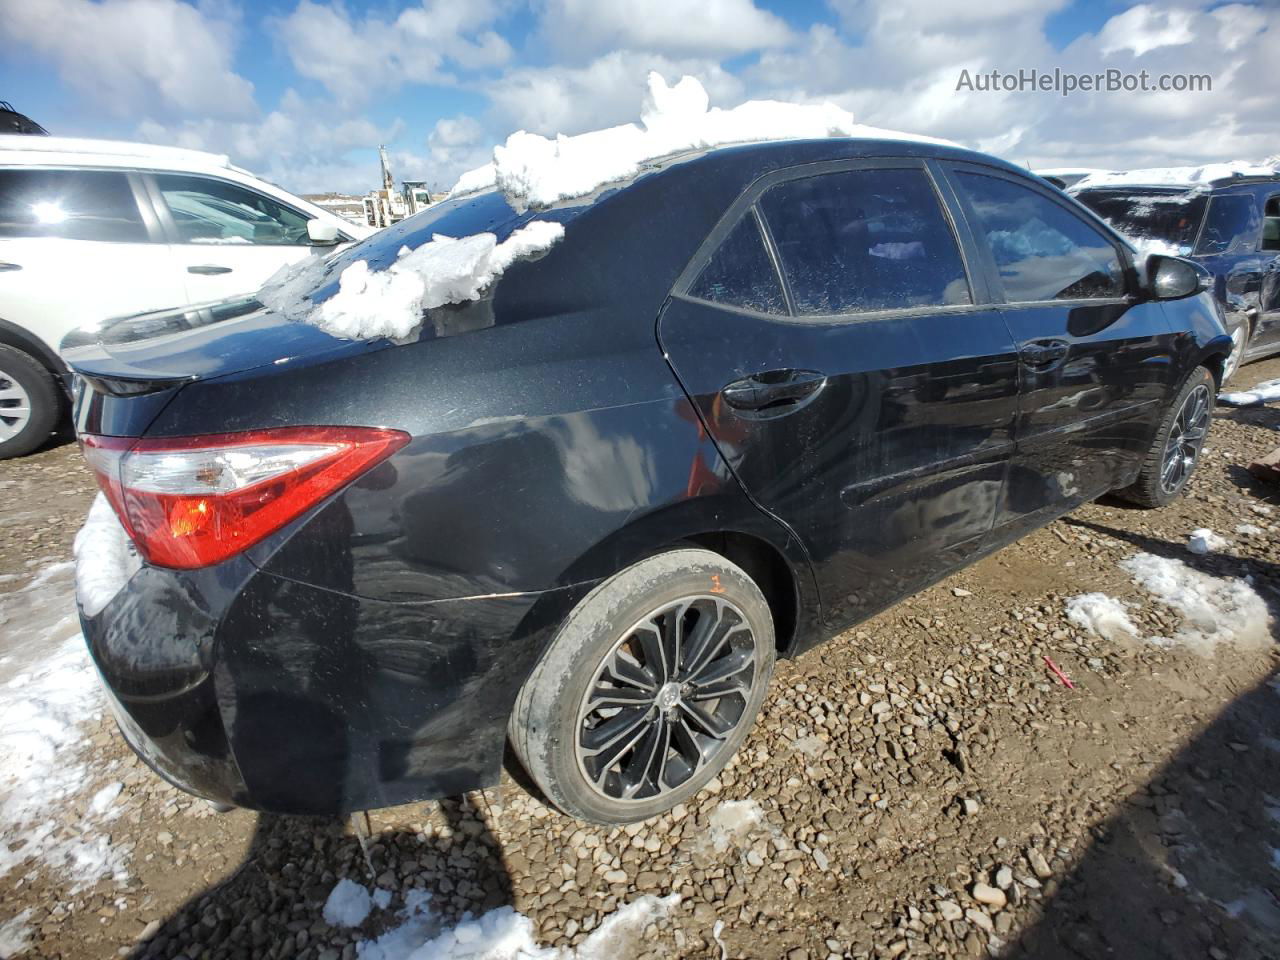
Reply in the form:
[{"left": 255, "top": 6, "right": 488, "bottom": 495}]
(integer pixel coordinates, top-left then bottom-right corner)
[
  {"left": 450, "top": 72, "right": 957, "bottom": 209},
  {"left": 1072, "top": 158, "right": 1280, "bottom": 191},
  {"left": 0, "top": 134, "right": 245, "bottom": 175}
]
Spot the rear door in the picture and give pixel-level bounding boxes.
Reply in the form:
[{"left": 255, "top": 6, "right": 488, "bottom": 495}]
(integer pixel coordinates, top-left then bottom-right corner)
[
  {"left": 658, "top": 159, "right": 1020, "bottom": 632},
  {"left": 146, "top": 173, "right": 328, "bottom": 305},
  {"left": 1252, "top": 189, "right": 1280, "bottom": 351},
  {"left": 942, "top": 163, "right": 1179, "bottom": 539},
  {"left": 0, "top": 167, "right": 187, "bottom": 354}
]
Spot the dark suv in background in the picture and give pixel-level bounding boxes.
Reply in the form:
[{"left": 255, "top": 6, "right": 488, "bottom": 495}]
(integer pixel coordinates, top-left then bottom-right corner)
[{"left": 1072, "top": 173, "right": 1280, "bottom": 381}]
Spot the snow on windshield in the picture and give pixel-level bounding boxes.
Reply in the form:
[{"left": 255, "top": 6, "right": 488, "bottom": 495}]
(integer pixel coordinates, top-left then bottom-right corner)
[{"left": 450, "top": 71, "right": 955, "bottom": 209}]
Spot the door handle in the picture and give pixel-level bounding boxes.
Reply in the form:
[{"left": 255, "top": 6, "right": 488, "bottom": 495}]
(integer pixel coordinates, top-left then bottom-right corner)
[
  {"left": 721, "top": 369, "right": 827, "bottom": 411},
  {"left": 188, "top": 265, "right": 233, "bottom": 275},
  {"left": 0, "top": 262, "right": 21, "bottom": 272},
  {"left": 1019, "top": 340, "right": 1069, "bottom": 367}
]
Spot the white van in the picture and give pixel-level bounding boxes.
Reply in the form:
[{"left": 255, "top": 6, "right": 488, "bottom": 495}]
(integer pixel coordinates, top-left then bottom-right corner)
[{"left": 0, "top": 135, "right": 373, "bottom": 457}]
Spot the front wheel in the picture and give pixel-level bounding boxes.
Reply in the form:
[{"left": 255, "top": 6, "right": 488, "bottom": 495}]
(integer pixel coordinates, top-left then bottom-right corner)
[
  {"left": 1118, "top": 366, "right": 1214, "bottom": 508},
  {"left": 509, "top": 549, "right": 775, "bottom": 824},
  {"left": 0, "top": 344, "right": 60, "bottom": 460}
]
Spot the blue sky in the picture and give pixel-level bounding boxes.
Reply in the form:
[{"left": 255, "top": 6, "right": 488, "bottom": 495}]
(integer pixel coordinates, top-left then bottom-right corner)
[{"left": 2, "top": 1, "right": 1275, "bottom": 194}]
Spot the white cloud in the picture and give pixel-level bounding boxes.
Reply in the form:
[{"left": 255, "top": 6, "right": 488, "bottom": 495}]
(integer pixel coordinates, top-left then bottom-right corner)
[
  {"left": 0, "top": 0, "right": 254, "bottom": 119},
  {"left": 136, "top": 89, "right": 412, "bottom": 194},
  {"left": 1097, "top": 4, "right": 1196, "bottom": 58},
  {"left": 536, "top": 0, "right": 792, "bottom": 59},
  {"left": 272, "top": 0, "right": 513, "bottom": 106},
  {"left": 488, "top": 51, "right": 744, "bottom": 136}
]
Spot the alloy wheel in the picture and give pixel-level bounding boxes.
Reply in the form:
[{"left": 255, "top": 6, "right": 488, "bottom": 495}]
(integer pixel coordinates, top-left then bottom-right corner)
[
  {"left": 575, "top": 595, "right": 759, "bottom": 803},
  {"left": 1160, "top": 383, "right": 1210, "bottom": 495},
  {"left": 0, "top": 370, "right": 32, "bottom": 441}
]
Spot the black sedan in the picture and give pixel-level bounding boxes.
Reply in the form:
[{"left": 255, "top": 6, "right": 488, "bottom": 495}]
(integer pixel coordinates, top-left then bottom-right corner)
[{"left": 66, "top": 138, "right": 1231, "bottom": 824}]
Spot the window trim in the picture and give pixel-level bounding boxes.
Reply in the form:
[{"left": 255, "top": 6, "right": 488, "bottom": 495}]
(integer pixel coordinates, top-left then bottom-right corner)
[
  {"left": 937, "top": 159, "right": 1138, "bottom": 307},
  {"left": 142, "top": 171, "right": 348, "bottom": 247},
  {"left": 673, "top": 157, "right": 987, "bottom": 324},
  {"left": 0, "top": 164, "right": 159, "bottom": 244}
]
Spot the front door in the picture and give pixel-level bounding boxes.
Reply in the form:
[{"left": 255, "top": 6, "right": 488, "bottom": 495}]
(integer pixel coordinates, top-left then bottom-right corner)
[
  {"left": 146, "top": 173, "right": 325, "bottom": 306},
  {"left": 658, "top": 160, "right": 1020, "bottom": 633},
  {"left": 941, "top": 163, "right": 1181, "bottom": 539}
]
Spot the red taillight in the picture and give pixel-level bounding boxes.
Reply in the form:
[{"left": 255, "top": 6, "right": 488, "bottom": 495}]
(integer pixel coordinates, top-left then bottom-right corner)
[{"left": 80, "top": 426, "right": 409, "bottom": 569}]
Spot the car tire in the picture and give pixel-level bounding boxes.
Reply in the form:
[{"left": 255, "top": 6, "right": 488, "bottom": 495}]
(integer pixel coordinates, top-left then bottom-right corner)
[
  {"left": 509, "top": 548, "right": 775, "bottom": 824},
  {"left": 1222, "top": 317, "right": 1251, "bottom": 384},
  {"left": 1117, "top": 366, "right": 1214, "bottom": 509},
  {"left": 0, "top": 344, "right": 60, "bottom": 460}
]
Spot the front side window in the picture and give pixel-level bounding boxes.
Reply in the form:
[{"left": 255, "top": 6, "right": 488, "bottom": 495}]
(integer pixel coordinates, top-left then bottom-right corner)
[
  {"left": 0, "top": 169, "right": 147, "bottom": 242},
  {"left": 957, "top": 171, "right": 1125, "bottom": 302},
  {"left": 155, "top": 174, "right": 312, "bottom": 245},
  {"left": 688, "top": 212, "right": 786, "bottom": 314},
  {"left": 1195, "top": 193, "right": 1262, "bottom": 256},
  {"left": 758, "top": 167, "right": 971, "bottom": 316}
]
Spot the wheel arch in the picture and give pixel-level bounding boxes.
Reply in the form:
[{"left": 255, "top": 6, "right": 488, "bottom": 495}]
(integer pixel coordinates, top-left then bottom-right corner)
[{"left": 0, "top": 317, "right": 70, "bottom": 388}]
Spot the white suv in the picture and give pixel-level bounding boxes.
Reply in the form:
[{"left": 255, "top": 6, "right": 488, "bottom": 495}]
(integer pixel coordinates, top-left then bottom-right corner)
[{"left": 0, "top": 135, "right": 373, "bottom": 458}]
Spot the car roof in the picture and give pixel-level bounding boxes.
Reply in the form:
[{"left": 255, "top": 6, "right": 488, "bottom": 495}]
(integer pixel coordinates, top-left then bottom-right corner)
[{"left": 0, "top": 134, "right": 256, "bottom": 178}]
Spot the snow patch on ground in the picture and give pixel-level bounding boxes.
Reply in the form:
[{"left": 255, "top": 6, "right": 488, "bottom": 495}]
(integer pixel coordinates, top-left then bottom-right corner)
[
  {"left": 1065, "top": 593, "right": 1139, "bottom": 641},
  {"left": 703, "top": 799, "right": 767, "bottom": 854},
  {"left": 1219, "top": 378, "right": 1280, "bottom": 407},
  {"left": 1120, "top": 553, "right": 1271, "bottom": 655},
  {"left": 1187, "top": 528, "right": 1231, "bottom": 555},
  {"left": 1236, "top": 524, "right": 1264, "bottom": 536},
  {"left": 326, "top": 880, "right": 678, "bottom": 960},
  {"left": 0, "top": 908, "right": 33, "bottom": 957},
  {"left": 0, "top": 561, "right": 126, "bottom": 891},
  {"left": 259, "top": 221, "right": 564, "bottom": 341},
  {"left": 73, "top": 494, "right": 140, "bottom": 618},
  {"left": 451, "top": 72, "right": 954, "bottom": 208},
  {"left": 1072, "top": 160, "right": 1280, "bottom": 191},
  {"left": 325, "top": 877, "right": 375, "bottom": 927}
]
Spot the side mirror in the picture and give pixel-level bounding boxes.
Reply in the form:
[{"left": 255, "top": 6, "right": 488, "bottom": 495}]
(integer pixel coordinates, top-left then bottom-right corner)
[
  {"left": 307, "top": 219, "right": 340, "bottom": 246},
  {"left": 1146, "top": 254, "right": 1207, "bottom": 300}
]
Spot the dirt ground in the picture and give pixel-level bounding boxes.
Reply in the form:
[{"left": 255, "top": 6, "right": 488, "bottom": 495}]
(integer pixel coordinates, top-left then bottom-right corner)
[{"left": 0, "top": 359, "right": 1277, "bottom": 960}]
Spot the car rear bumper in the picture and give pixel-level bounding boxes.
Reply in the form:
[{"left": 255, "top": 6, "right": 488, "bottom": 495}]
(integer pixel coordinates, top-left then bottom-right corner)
[{"left": 80, "top": 543, "right": 593, "bottom": 815}]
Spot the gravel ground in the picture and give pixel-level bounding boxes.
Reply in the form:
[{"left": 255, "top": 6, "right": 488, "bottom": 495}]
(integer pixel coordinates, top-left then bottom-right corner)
[{"left": 1, "top": 359, "right": 1278, "bottom": 960}]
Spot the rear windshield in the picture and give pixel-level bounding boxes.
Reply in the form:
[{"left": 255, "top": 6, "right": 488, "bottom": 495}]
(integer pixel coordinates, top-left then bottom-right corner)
[{"left": 1073, "top": 188, "right": 1207, "bottom": 254}]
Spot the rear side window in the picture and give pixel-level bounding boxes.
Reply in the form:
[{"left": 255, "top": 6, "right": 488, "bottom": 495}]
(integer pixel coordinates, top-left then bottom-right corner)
[
  {"left": 1195, "top": 193, "right": 1261, "bottom": 256},
  {"left": 1263, "top": 196, "right": 1280, "bottom": 252},
  {"left": 956, "top": 172, "right": 1124, "bottom": 302},
  {"left": 0, "top": 169, "right": 147, "bottom": 242},
  {"left": 758, "top": 167, "right": 971, "bottom": 316},
  {"left": 155, "top": 174, "right": 312, "bottom": 245},
  {"left": 688, "top": 213, "right": 786, "bottom": 314}
]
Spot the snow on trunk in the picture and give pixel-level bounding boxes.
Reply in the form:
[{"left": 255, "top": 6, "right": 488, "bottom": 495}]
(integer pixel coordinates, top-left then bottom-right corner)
[{"left": 450, "top": 72, "right": 956, "bottom": 209}]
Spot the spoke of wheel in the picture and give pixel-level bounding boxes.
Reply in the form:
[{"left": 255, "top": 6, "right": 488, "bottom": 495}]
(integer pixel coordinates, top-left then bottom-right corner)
[
  {"left": 620, "top": 719, "right": 670, "bottom": 799},
  {"left": 686, "top": 679, "right": 748, "bottom": 703},
  {"left": 0, "top": 387, "right": 27, "bottom": 402},
  {"left": 678, "top": 700, "right": 734, "bottom": 740},
  {"left": 632, "top": 622, "right": 670, "bottom": 684},
  {"left": 660, "top": 600, "right": 692, "bottom": 682},
  {"left": 669, "top": 716, "right": 707, "bottom": 780},
  {"left": 0, "top": 419, "right": 21, "bottom": 440},
  {"left": 687, "top": 645, "right": 754, "bottom": 689},
  {"left": 588, "top": 684, "right": 653, "bottom": 709},
  {"left": 682, "top": 604, "right": 747, "bottom": 680},
  {"left": 580, "top": 706, "right": 651, "bottom": 758},
  {"left": 601, "top": 651, "right": 657, "bottom": 693}
]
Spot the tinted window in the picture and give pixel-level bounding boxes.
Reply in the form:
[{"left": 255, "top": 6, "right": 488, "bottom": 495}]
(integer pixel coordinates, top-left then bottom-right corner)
[
  {"left": 0, "top": 169, "right": 147, "bottom": 242},
  {"left": 688, "top": 213, "right": 786, "bottom": 314},
  {"left": 759, "top": 168, "right": 971, "bottom": 315},
  {"left": 1263, "top": 196, "right": 1280, "bottom": 252},
  {"left": 156, "top": 174, "right": 312, "bottom": 245},
  {"left": 958, "top": 172, "right": 1124, "bottom": 301},
  {"left": 1195, "top": 193, "right": 1261, "bottom": 256},
  {"left": 1074, "top": 188, "right": 1206, "bottom": 254}
]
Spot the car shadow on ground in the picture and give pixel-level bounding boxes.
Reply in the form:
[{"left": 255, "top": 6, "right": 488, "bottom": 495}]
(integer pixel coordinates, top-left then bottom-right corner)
[
  {"left": 1002, "top": 666, "right": 1280, "bottom": 959},
  {"left": 126, "top": 793, "right": 513, "bottom": 959},
  {"left": 1004, "top": 519, "right": 1280, "bottom": 958}
]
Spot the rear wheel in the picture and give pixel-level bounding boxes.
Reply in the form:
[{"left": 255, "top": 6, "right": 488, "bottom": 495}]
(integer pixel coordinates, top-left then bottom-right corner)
[
  {"left": 509, "top": 549, "right": 775, "bottom": 824},
  {"left": 1118, "top": 366, "right": 1214, "bottom": 508},
  {"left": 0, "top": 344, "right": 59, "bottom": 460}
]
